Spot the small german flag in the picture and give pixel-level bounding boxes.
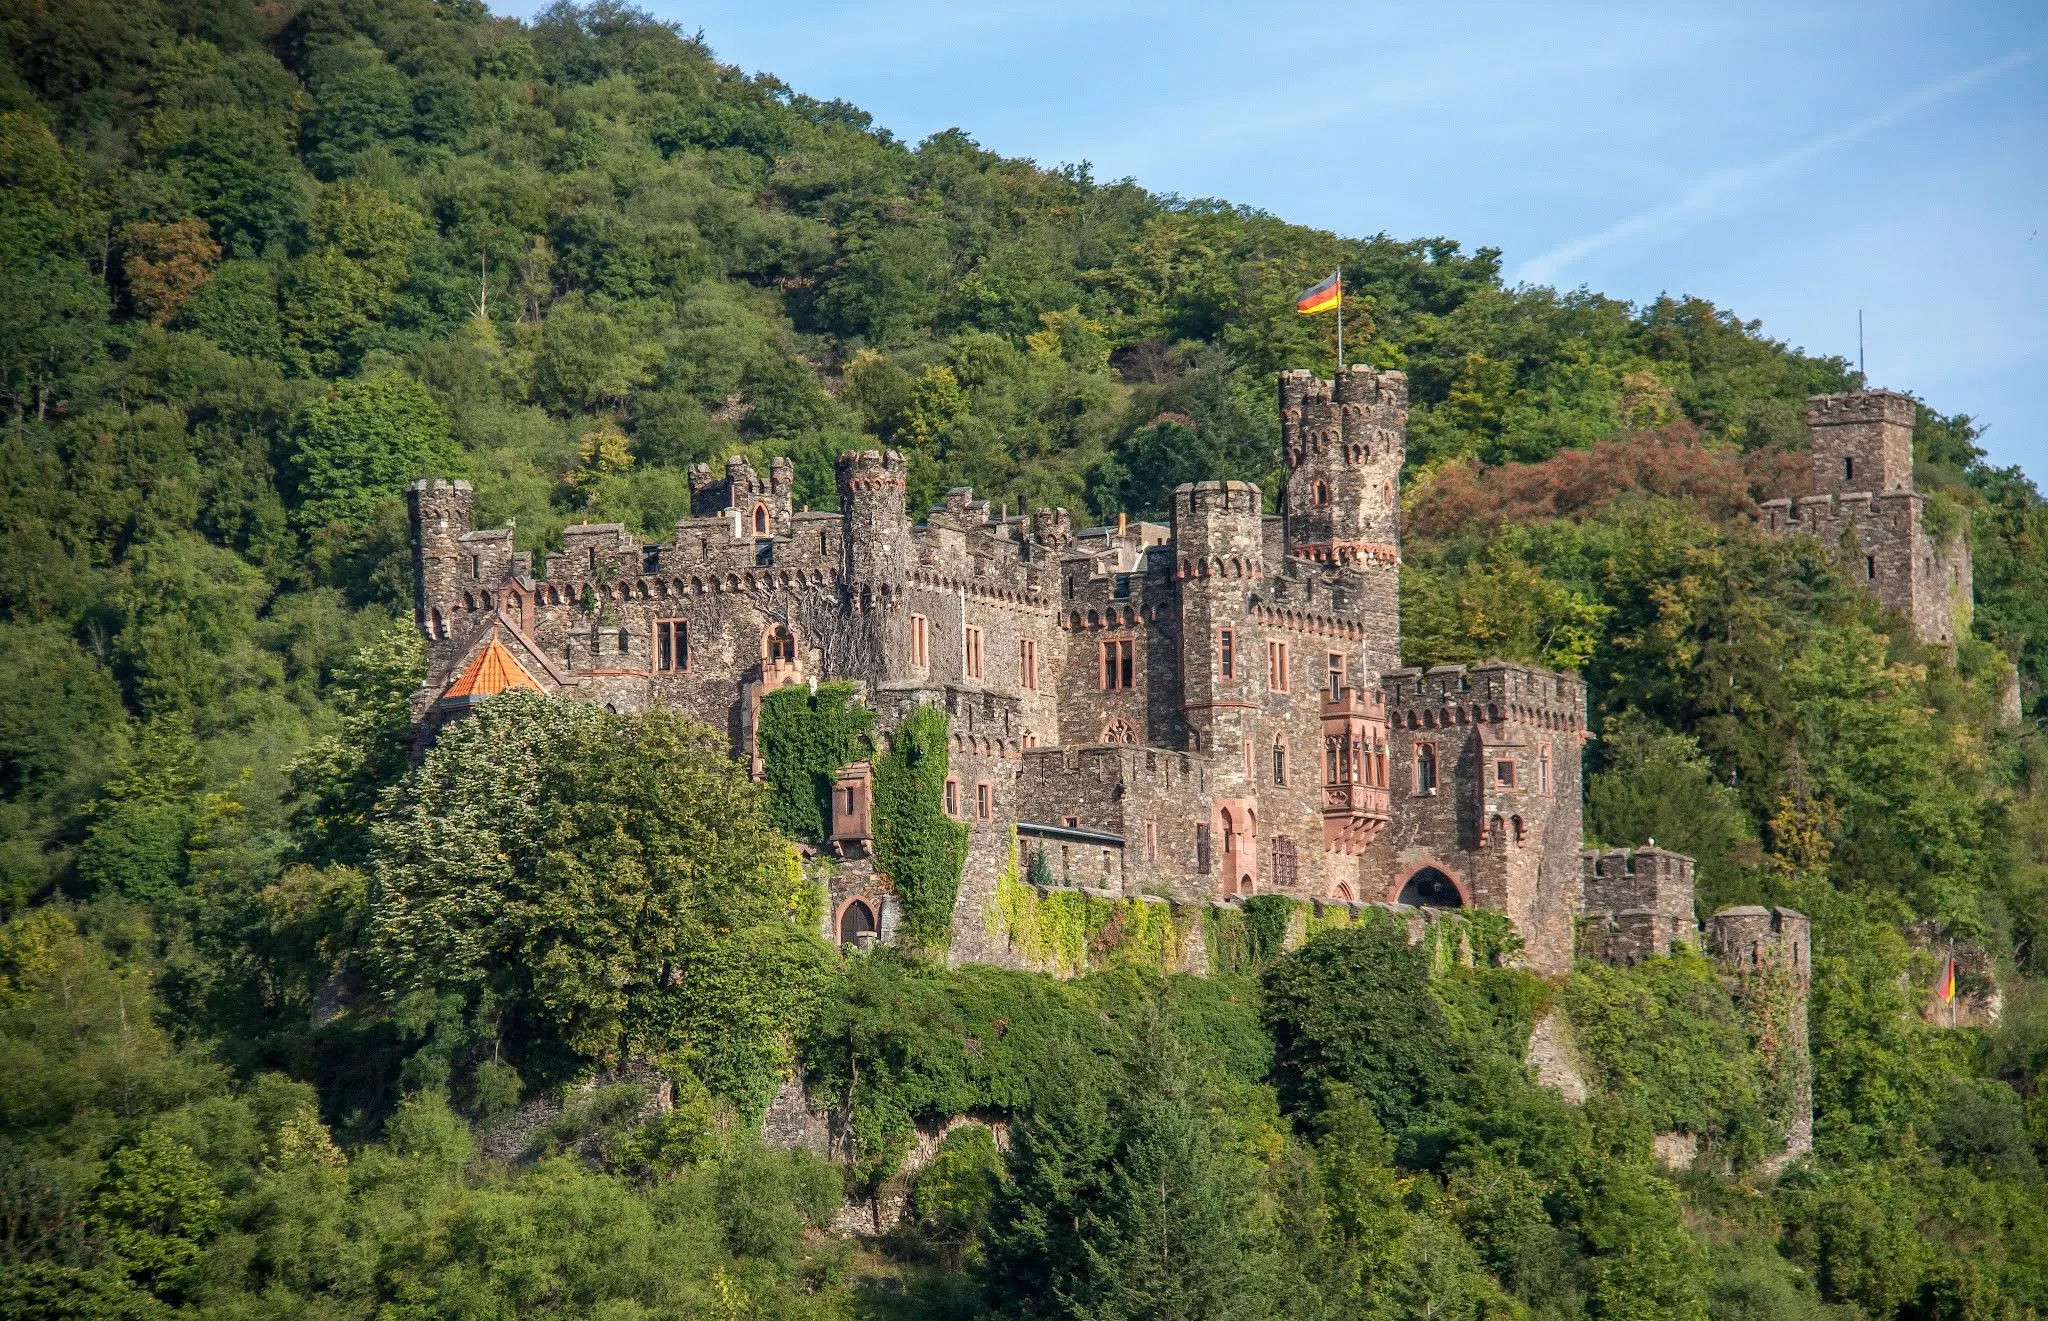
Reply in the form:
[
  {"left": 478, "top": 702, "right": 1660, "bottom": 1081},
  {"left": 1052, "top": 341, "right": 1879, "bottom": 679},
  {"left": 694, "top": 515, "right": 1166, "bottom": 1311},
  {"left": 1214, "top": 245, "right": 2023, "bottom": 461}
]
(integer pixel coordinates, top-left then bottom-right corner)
[
  {"left": 1938, "top": 956, "right": 1956, "bottom": 1002},
  {"left": 1296, "top": 272, "right": 1341, "bottom": 316}
]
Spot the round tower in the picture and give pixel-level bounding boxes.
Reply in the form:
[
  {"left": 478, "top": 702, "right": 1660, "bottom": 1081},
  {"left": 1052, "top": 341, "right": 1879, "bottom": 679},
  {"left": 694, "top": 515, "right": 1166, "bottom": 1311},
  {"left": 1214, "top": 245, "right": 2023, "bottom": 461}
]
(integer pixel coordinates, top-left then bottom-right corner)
[
  {"left": 407, "top": 478, "right": 474, "bottom": 639},
  {"left": 836, "top": 449, "right": 910, "bottom": 592}
]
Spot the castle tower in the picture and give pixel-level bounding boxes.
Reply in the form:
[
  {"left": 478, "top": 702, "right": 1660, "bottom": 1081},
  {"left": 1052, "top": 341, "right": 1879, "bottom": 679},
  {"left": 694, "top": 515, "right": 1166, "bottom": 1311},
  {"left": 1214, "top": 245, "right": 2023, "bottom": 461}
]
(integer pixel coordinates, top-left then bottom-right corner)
[
  {"left": 407, "top": 478, "right": 474, "bottom": 640},
  {"left": 1758, "top": 390, "right": 1972, "bottom": 647},
  {"left": 1280, "top": 366, "right": 1406, "bottom": 677},
  {"left": 1808, "top": 390, "right": 1914, "bottom": 495},
  {"left": 1579, "top": 846, "right": 1696, "bottom": 964},
  {"left": 1706, "top": 906, "right": 1813, "bottom": 1162},
  {"left": 1173, "top": 480, "right": 1266, "bottom": 893},
  {"left": 838, "top": 449, "right": 910, "bottom": 589},
  {"left": 691, "top": 454, "right": 796, "bottom": 536}
]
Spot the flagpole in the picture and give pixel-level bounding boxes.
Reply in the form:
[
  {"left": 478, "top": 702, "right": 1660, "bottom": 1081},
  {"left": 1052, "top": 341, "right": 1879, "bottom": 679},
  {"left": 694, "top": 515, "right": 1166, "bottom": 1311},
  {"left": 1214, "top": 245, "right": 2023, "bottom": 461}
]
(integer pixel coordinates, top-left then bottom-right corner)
[
  {"left": 1949, "top": 938, "right": 1957, "bottom": 1028},
  {"left": 1335, "top": 270, "right": 1343, "bottom": 373}
]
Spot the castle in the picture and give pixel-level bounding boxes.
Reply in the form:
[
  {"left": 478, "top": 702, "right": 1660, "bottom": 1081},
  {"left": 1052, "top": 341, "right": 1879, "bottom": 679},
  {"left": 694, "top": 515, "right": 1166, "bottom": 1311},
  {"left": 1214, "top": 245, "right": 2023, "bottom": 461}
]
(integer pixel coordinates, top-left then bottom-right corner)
[{"left": 403, "top": 375, "right": 1913, "bottom": 1000}]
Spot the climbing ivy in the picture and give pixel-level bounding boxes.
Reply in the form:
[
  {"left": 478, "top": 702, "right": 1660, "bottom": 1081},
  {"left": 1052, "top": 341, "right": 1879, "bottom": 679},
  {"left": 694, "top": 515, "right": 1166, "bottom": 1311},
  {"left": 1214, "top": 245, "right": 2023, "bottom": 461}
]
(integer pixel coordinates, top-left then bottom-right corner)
[
  {"left": 988, "top": 831, "right": 1185, "bottom": 974},
  {"left": 758, "top": 682, "right": 876, "bottom": 844},
  {"left": 873, "top": 705, "right": 971, "bottom": 951}
]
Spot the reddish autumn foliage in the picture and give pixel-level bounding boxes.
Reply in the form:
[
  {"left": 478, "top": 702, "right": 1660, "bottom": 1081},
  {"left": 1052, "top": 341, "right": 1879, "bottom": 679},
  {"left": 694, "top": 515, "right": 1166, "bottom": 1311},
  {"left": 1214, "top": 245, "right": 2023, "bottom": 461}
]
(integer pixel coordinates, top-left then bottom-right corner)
[
  {"left": 1405, "top": 423, "right": 1810, "bottom": 545},
  {"left": 120, "top": 217, "right": 221, "bottom": 325}
]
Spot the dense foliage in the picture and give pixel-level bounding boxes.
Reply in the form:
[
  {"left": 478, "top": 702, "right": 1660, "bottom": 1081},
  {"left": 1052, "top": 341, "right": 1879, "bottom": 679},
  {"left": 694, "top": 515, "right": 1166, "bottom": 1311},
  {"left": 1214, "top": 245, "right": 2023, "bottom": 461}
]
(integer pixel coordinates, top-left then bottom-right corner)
[{"left": 7, "top": 1, "right": 2048, "bottom": 1318}]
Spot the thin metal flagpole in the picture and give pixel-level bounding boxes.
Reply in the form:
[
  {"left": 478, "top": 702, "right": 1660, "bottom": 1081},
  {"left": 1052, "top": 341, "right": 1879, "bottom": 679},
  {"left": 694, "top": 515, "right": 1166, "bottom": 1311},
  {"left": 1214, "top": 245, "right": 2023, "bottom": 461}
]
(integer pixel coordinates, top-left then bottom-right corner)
[
  {"left": 1949, "top": 937, "right": 1957, "bottom": 1028},
  {"left": 1335, "top": 270, "right": 1344, "bottom": 373}
]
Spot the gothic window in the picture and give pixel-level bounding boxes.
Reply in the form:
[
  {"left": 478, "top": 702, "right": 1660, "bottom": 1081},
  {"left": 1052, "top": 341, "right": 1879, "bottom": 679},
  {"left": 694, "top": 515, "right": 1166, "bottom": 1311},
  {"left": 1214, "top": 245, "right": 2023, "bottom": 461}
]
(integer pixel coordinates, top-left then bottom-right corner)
[
  {"left": 753, "top": 504, "right": 768, "bottom": 534},
  {"left": 1102, "top": 717, "right": 1137, "bottom": 744},
  {"left": 1238, "top": 874, "right": 1254, "bottom": 895},
  {"left": 1272, "top": 735, "right": 1288, "bottom": 786},
  {"left": 965, "top": 626, "right": 984, "bottom": 678},
  {"left": 766, "top": 625, "right": 797, "bottom": 664},
  {"left": 1221, "top": 809, "right": 1236, "bottom": 857},
  {"left": 1416, "top": 742, "right": 1438, "bottom": 794},
  {"left": 1272, "top": 836, "right": 1298, "bottom": 887},
  {"left": 656, "top": 620, "right": 688, "bottom": 671},
  {"left": 1333, "top": 881, "right": 1354, "bottom": 901}
]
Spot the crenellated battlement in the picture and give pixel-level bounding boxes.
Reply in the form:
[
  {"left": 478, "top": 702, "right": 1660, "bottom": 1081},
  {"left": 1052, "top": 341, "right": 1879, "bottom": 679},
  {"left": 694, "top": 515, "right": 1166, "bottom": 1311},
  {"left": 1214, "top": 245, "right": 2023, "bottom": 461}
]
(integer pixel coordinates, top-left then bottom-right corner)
[
  {"left": 1381, "top": 662, "right": 1586, "bottom": 734},
  {"left": 1806, "top": 389, "right": 1916, "bottom": 431},
  {"left": 837, "top": 448, "right": 908, "bottom": 493}
]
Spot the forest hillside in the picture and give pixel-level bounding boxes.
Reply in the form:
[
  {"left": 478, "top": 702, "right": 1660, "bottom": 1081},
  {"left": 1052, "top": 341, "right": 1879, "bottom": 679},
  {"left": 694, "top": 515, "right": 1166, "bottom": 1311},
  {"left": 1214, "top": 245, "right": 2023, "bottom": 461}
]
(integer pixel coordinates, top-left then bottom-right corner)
[{"left": 7, "top": 3, "right": 2048, "bottom": 1320}]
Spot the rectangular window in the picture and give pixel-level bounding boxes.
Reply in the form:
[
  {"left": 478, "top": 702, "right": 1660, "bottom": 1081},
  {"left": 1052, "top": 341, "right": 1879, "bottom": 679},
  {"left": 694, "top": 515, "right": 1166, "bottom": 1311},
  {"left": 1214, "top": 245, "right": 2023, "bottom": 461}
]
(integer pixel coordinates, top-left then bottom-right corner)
[
  {"left": 965, "top": 626, "right": 984, "bottom": 679},
  {"left": 1495, "top": 758, "right": 1516, "bottom": 788},
  {"left": 1219, "top": 628, "right": 1235, "bottom": 679},
  {"left": 1273, "top": 739, "right": 1288, "bottom": 786},
  {"left": 910, "top": 614, "right": 929, "bottom": 667},
  {"left": 1328, "top": 653, "right": 1345, "bottom": 699},
  {"left": 1268, "top": 640, "right": 1290, "bottom": 692},
  {"left": 1195, "top": 823, "right": 1212, "bottom": 874},
  {"left": 1538, "top": 744, "right": 1551, "bottom": 795},
  {"left": 1019, "top": 638, "right": 1038, "bottom": 690},
  {"left": 1114, "top": 573, "right": 1132, "bottom": 599},
  {"left": 656, "top": 620, "right": 689, "bottom": 672},
  {"left": 976, "top": 782, "right": 991, "bottom": 821},
  {"left": 643, "top": 546, "right": 662, "bottom": 573},
  {"left": 754, "top": 539, "right": 774, "bottom": 567},
  {"left": 1145, "top": 820, "right": 1158, "bottom": 861},
  {"left": 945, "top": 780, "right": 959, "bottom": 817},
  {"left": 1101, "top": 639, "right": 1134, "bottom": 689},
  {"left": 1866, "top": 556, "right": 1876, "bottom": 580}
]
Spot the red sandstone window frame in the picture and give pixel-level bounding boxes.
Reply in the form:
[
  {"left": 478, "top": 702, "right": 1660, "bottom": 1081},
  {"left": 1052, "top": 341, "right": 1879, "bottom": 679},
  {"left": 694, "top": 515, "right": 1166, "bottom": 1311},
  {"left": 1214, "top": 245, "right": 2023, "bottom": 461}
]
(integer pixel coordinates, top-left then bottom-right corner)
[
  {"left": 752, "top": 503, "right": 769, "bottom": 535},
  {"left": 945, "top": 779, "right": 960, "bottom": 817},
  {"left": 1414, "top": 740, "right": 1439, "bottom": 794},
  {"left": 965, "top": 626, "right": 984, "bottom": 679},
  {"left": 910, "top": 614, "right": 929, "bottom": 668},
  {"left": 1268, "top": 640, "right": 1290, "bottom": 692},
  {"left": 1219, "top": 628, "right": 1235, "bottom": 679},
  {"left": 655, "top": 619, "right": 689, "bottom": 672},
  {"left": 1495, "top": 758, "right": 1515, "bottom": 789},
  {"left": 976, "top": 781, "right": 992, "bottom": 821},
  {"left": 1327, "top": 652, "right": 1344, "bottom": 698},
  {"left": 1019, "top": 638, "right": 1038, "bottom": 690},
  {"left": 1101, "top": 639, "right": 1133, "bottom": 689}
]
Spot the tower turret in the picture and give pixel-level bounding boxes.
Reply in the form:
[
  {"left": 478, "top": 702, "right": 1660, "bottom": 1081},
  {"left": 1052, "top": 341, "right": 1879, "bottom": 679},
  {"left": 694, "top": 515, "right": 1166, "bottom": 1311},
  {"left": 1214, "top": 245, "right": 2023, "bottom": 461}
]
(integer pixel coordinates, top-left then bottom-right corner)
[
  {"left": 837, "top": 449, "right": 910, "bottom": 591},
  {"left": 408, "top": 478, "right": 474, "bottom": 639},
  {"left": 1281, "top": 366, "right": 1406, "bottom": 677},
  {"left": 1807, "top": 390, "right": 1914, "bottom": 495}
]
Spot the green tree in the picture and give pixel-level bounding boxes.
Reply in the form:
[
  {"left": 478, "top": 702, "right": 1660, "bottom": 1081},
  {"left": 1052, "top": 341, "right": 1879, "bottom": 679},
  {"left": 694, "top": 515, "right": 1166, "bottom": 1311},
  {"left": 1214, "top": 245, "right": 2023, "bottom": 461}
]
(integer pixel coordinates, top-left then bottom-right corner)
[
  {"left": 289, "top": 370, "right": 458, "bottom": 532},
  {"left": 367, "top": 691, "right": 830, "bottom": 1108},
  {"left": 286, "top": 621, "right": 426, "bottom": 865}
]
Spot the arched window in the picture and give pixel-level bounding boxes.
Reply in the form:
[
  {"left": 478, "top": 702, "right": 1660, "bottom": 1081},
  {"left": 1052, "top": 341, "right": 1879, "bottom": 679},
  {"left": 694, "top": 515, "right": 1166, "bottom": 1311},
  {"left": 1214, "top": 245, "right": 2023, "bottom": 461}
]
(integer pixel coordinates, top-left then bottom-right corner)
[
  {"left": 839, "top": 900, "right": 877, "bottom": 945},
  {"left": 1397, "top": 866, "right": 1462, "bottom": 908},
  {"left": 1272, "top": 735, "right": 1288, "bottom": 785},
  {"left": 431, "top": 608, "right": 446, "bottom": 638},
  {"left": 1238, "top": 874, "right": 1254, "bottom": 895},
  {"left": 1314, "top": 480, "right": 1330, "bottom": 506},
  {"left": 753, "top": 503, "right": 769, "bottom": 534},
  {"left": 767, "top": 625, "right": 797, "bottom": 663},
  {"left": 1220, "top": 809, "right": 1236, "bottom": 857},
  {"left": 1416, "top": 743, "right": 1438, "bottom": 793},
  {"left": 1333, "top": 881, "right": 1354, "bottom": 901},
  {"left": 617, "top": 627, "right": 630, "bottom": 653}
]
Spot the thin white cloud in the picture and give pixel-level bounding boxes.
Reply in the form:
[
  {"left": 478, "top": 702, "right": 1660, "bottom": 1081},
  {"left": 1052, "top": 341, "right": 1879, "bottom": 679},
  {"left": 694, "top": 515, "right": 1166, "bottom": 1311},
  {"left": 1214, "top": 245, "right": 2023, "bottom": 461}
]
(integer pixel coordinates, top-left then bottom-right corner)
[{"left": 1516, "top": 43, "right": 2043, "bottom": 287}]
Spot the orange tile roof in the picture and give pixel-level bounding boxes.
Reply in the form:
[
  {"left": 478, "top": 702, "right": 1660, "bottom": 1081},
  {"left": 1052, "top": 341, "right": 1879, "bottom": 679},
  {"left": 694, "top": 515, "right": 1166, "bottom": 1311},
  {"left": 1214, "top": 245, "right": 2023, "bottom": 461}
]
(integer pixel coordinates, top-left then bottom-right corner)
[{"left": 436, "top": 630, "right": 542, "bottom": 707}]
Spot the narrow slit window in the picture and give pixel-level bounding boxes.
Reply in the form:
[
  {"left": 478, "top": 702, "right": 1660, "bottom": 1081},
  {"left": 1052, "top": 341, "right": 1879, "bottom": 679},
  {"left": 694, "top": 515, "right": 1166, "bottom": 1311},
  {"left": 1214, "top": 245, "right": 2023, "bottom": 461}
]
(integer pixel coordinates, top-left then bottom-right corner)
[
  {"left": 1219, "top": 628, "right": 1235, "bottom": 679},
  {"left": 910, "top": 614, "right": 929, "bottom": 667}
]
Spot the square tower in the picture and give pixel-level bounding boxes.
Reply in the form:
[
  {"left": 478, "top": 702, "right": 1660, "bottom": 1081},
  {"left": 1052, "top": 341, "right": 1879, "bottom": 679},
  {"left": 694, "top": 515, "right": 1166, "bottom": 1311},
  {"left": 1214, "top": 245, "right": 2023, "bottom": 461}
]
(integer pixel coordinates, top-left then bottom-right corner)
[{"left": 1807, "top": 390, "right": 1914, "bottom": 495}]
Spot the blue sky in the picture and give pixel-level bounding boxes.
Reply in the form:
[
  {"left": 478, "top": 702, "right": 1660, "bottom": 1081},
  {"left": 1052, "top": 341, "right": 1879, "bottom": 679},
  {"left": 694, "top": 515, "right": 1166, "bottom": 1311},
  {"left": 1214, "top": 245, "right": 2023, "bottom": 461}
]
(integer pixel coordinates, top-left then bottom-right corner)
[{"left": 504, "top": 1, "right": 2048, "bottom": 477}]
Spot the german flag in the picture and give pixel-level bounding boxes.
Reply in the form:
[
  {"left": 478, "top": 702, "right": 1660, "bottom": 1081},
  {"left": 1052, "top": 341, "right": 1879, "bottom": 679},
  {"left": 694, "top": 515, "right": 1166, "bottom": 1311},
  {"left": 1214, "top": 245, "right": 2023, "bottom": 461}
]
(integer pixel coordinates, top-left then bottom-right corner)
[
  {"left": 1938, "top": 956, "right": 1956, "bottom": 1002},
  {"left": 1296, "top": 272, "right": 1341, "bottom": 316}
]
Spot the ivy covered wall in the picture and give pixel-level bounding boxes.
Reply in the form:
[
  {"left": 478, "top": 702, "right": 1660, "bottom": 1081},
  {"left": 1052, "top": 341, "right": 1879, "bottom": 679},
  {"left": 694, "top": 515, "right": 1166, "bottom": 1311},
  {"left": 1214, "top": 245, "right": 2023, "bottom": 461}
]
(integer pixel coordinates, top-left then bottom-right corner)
[
  {"left": 758, "top": 682, "right": 876, "bottom": 844},
  {"left": 873, "top": 705, "right": 971, "bottom": 951}
]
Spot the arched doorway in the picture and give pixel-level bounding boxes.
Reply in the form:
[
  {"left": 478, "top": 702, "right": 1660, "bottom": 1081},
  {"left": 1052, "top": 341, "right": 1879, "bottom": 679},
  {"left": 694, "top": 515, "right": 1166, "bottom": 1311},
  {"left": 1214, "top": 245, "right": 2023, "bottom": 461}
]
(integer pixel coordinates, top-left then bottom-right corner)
[
  {"left": 838, "top": 900, "right": 877, "bottom": 945},
  {"left": 1397, "top": 866, "right": 1464, "bottom": 909},
  {"left": 1238, "top": 874, "right": 1254, "bottom": 896}
]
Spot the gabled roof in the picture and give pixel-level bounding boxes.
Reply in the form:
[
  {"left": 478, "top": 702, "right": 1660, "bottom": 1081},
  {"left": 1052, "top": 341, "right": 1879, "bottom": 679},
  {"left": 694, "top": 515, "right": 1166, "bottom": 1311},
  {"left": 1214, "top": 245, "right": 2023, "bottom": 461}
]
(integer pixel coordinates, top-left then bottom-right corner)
[{"left": 434, "top": 628, "right": 542, "bottom": 709}]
